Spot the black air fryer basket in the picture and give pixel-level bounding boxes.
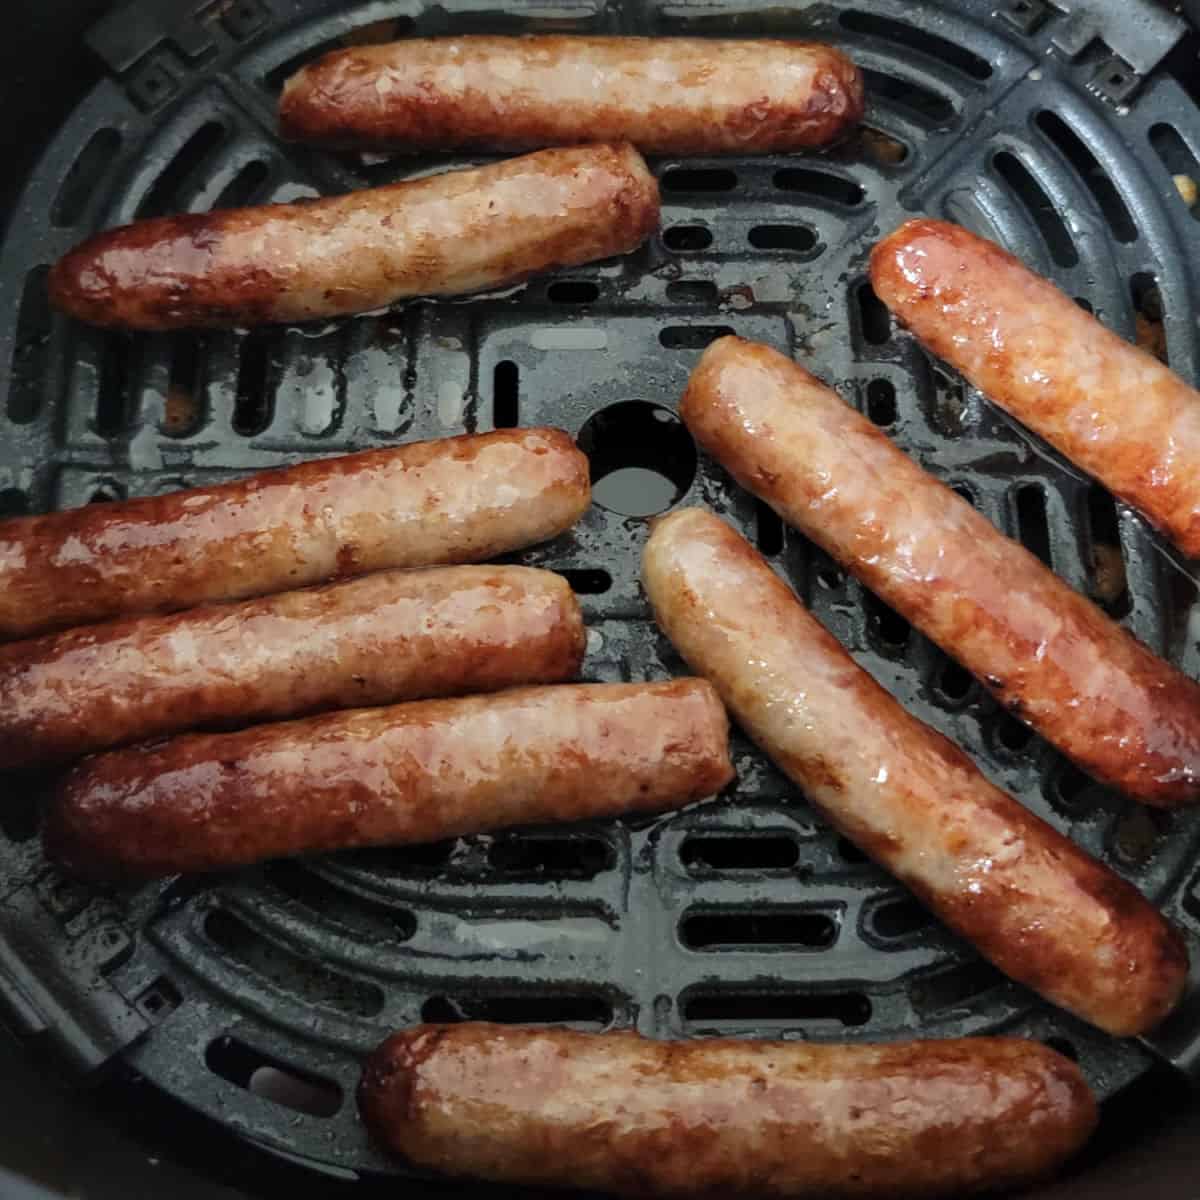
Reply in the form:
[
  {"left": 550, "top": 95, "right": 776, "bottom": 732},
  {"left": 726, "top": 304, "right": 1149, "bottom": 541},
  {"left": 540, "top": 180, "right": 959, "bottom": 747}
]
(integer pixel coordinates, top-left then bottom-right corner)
[{"left": 3, "top": 0, "right": 1200, "bottom": 1196}]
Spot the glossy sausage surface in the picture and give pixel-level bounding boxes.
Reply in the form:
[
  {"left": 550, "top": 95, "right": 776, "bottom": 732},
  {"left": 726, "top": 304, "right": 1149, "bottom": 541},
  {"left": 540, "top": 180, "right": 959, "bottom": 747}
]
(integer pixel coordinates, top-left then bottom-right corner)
[
  {"left": 0, "top": 565, "right": 583, "bottom": 771},
  {"left": 870, "top": 218, "right": 1200, "bottom": 558},
  {"left": 280, "top": 37, "right": 864, "bottom": 155},
  {"left": 681, "top": 336, "right": 1200, "bottom": 807},
  {"left": 49, "top": 143, "right": 659, "bottom": 329},
  {"left": 358, "top": 1024, "right": 1097, "bottom": 1198},
  {"left": 45, "top": 679, "right": 734, "bottom": 881},
  {"left": 0, "top": 429, "right": 589, "bottom": 641},
  {"left": 643, "top": 509, "right": 1187, "bottom": 1036}
]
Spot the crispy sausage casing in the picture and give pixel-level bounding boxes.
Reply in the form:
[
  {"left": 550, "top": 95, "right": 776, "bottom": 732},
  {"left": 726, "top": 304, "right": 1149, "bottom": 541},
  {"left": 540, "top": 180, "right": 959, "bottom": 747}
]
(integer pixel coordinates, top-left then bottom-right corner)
[
  {"left": 45, "top": 679, "right": 733, "bottom": 881},
  {"left": 0, "top": 429, "right": 589, "bottom": 641},
  {"left": 0, "top": 565, "right": 583, "bottom": 771},
  {"left": 870, "top": 218, "right": 1200, "bottom": 558},
  {"left": 280, "top": 36, "right": 864, "bottom": 155},
  {"left": 644, "top": 509, "right": 1187, "bottom": 1036},
  {"left": 680, "top": 336, "right": 1200, "bottom": 807},
  {"left": 358, "top": 1024, "right": 1097, "bottom": 1198},
  {"left": 49, "top": 142, "right": 659, "bottom": 329}
]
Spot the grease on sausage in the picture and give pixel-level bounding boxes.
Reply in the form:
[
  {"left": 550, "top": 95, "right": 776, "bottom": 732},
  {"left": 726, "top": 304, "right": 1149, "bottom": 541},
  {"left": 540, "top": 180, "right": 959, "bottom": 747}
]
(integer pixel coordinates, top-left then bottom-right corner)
[
  {"left": 49, "top": 143, "right": 659, "bottom": 330},
  {"left": 0, "top": 428, "right": 589, "bottom": 641},
  {"left": 45, "top": 679, "right": 734, "bottom": 881},
  {"left": 870, "top": 218, "right": 1200, "bottom": 559},
  {"left": 0, "top": 565, "right": 584, "bottom": 771},
  {"left": 358, "top": 1024, "right": 1097, "bottom": 1198},
  {"left": 280, "top": 37, "right": 864, "bottom": 155},
  {"left": 680, "top": 336, "right": 1200, "bottom": 807},
  {"left": 643, "top": 508, "right": 1187, "bottom": 1036}
]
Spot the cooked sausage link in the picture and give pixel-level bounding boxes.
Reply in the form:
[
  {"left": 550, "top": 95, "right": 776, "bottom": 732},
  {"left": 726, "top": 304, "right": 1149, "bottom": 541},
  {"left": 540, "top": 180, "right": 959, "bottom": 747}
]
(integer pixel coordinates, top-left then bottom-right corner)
[
  {"left": 0, "top": 428, "right": 589, "bottom": 641},
  {"left": 45, "top": 679, "right": 734, "bottom": 881},
  {"left": 870, "top": 218, "right": 1200, "bottom": 559},
  {"left": 0, "top": 565, "right": 584, "bottom": 771},
  {"left": 49, "top": 142, "right": 659, "bottom": 330},
  {"left": 280, "top": 37, "right": 864, "bottom": 155},
  {"left": 680, "top": 336, "right": 1200, "bottom": 807},
  {"left": 643, "top": 509, "right": 1187, "bottom": 1036},
  {"left": 358, "top": 1024, "right": 1097, "bottom": 1198}
]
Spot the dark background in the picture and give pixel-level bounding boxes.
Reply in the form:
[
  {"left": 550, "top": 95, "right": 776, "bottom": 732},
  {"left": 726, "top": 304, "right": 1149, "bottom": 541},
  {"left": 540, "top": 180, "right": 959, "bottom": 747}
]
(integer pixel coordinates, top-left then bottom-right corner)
[
  {"left": 1, "top": 2, "right": 1199, "bottom": 1197},
  {"left": 1, "top": 0, "right": 112, "bottom": 215}
]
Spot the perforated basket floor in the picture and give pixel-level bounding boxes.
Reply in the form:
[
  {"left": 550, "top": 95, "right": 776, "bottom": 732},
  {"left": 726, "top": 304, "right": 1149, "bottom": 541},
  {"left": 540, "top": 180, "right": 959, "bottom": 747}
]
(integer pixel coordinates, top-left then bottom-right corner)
[{"left": 2, "top": 0, "right": 1200, "bottom": 1181}]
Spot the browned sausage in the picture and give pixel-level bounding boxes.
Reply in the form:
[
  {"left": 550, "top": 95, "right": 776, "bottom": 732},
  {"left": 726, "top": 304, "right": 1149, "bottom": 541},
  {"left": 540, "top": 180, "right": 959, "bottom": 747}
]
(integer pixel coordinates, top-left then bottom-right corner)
[
  {"left": 680, "top": 336, "right": 1200, "bottom": 807},
  {"left": 48, "top": 142, "right": 659, "bottom": 330},
  {"left": 279, "top": 37, "right": 864, "bottom": 155},
  {"left": 0, "top": 429, "right": 589, "bottom": 642},
  {"left": 0, "top": 565, "right": 583, "bottom": 772},
  {"left": 45, "top": 679, "right": 734, "bottom": 881},
  {"left": 358, "top": 1024, "right": 1097, "bottom": 1198},
  {"left": 870, "top": 218, "right": 1200, "bottom": 559},
  {"left": 643, "top": 509, "right": 1187, "bottom": 1037}
]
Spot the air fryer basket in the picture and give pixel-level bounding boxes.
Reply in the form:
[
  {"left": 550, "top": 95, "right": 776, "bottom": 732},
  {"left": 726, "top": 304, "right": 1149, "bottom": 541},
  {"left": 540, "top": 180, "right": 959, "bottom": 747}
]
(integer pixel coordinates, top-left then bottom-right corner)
[{"left": 2, "top": 0, "right": 1200, "bottom": 1188}]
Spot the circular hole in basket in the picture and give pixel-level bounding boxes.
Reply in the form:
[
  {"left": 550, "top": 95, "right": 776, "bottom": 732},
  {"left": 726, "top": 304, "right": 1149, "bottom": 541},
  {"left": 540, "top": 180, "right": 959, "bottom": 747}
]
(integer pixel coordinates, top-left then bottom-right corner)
[{"left": 577, "top": 401, "right": 697, "bottom": 518}]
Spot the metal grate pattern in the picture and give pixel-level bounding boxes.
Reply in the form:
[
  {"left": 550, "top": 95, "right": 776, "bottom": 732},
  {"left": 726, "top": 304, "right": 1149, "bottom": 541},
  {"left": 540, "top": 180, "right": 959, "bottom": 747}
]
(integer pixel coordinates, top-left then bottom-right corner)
[{"left": 1, "top": 0, "right": 1200, "bottom": 1177}]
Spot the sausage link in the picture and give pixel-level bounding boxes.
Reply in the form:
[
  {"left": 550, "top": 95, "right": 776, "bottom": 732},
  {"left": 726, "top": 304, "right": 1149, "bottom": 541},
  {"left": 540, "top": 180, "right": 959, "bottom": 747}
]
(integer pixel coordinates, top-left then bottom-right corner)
[
  {"left": 870, "top": 218, "right": 1200, "bottom": 558},
  {"left": 680, "top": 336, "right": 1200, "bottom": 807},
  {"left": 49, "top": 143, "right": 659, "bottom": 330},
  {"left": 280, "top": 37, "right": 863, "bottom": 155},
  {"left": 45, "top": 679, "right": 733, "bottom": 881},
  {"left": 644, "top": 509, "right": 1186, "bottom": 1036},
  {"left": 0, "top": 428, "right": 589, "bottom": 641},
  {"left": 0, "top": 565, "right": 583, "bottom": 771},
  {"left": 358, "top": 1024, "right": 1097, "bottom": 1198}
]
